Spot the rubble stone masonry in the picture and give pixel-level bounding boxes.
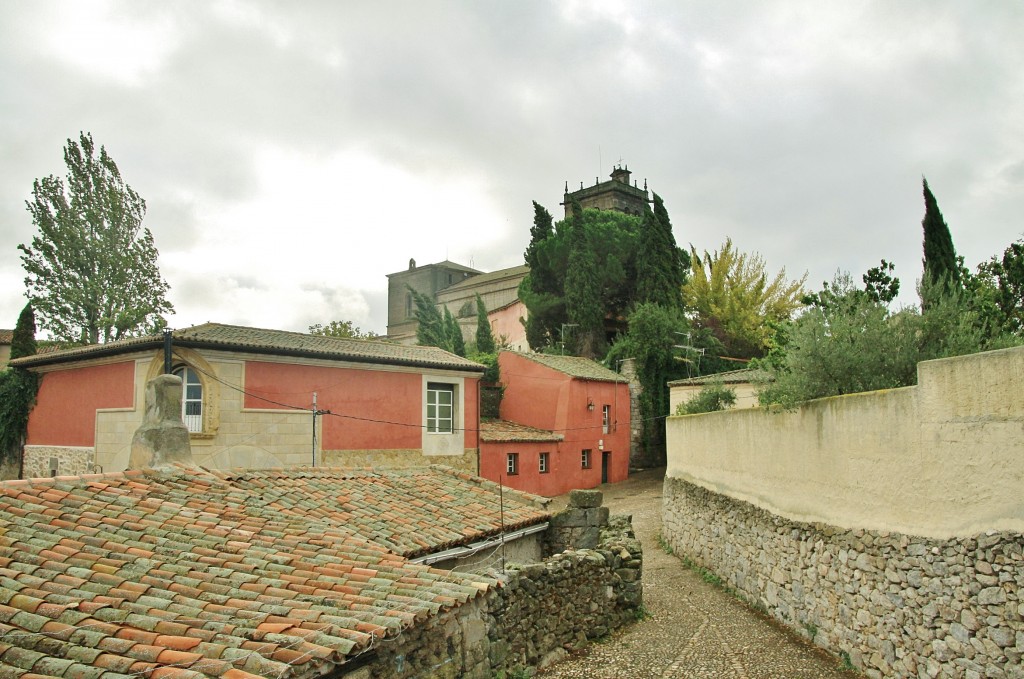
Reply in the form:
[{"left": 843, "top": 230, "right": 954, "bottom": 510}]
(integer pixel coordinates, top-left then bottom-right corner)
[{"left": 662, "top": 477, "right": 1023, "bottom": 679}]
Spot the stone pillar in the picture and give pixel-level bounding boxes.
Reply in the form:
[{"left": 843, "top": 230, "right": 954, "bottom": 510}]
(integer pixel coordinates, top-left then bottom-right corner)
[
  {"left": 128, "top": 374, "right": 194, "bottom": 470},
  {"left": 546, "top": 489, "right": 610, "bottom": 553},
  {"left": 618, "top": 358, "right": 646, "bottom": 467}
]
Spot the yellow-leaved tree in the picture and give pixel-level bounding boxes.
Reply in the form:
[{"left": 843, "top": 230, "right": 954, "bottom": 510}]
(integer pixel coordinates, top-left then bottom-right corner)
[{"left": 683, "top": 238, "right": 807, "bottom": 359}]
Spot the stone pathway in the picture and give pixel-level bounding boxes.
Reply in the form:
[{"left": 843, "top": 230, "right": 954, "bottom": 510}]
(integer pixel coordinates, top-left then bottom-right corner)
[{"left": 536, "top": 468, "right": 858, "bottom": 679}]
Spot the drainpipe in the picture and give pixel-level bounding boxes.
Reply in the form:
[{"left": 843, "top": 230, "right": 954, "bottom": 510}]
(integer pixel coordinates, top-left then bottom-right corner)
[{"left": 163, "top": 329, "right": 173, "bottom": 374}]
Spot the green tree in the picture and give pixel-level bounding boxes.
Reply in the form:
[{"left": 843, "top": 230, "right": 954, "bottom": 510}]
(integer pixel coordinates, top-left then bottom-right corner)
[
  {"left": 519, "top": 201, "right": 641, "bottom": 352},
  {"left": 684, "top": 238, "right": 806, "bottom": 359},
  {"left": 635, "top": 193, "right": 688, "bottom": 310},
  {"left": 0, "top": 304, "right": 41, "bottom": 479},
  {"left": 474, "top": 294, "right": 496, "bottom": 353},
  {"left": 758, "top": 272, "right": 1019, "bottom": 409},
  {"left": 863, "top": 259, "right": 900, "bottom": 304},
  {"left": 524, "top": 201, "right": 554, "bottom": 276},
  {"left": 969, "top": 238, "right": 1024, "bottom": 336},
  {"left": 409, "top": 286, "right": 447, "bottom": 349},
  {"left": 921, "top": 178, "right": 961, "bottom": 292},
  {"left": 409, "top": 286, "right": 466, "bottom": 356},
  {"left": 444, "top": 306, "right": 466, "bottom": 357},
  {"left": 11, "top": 303, "right": 38, "bottom": 360},
  {"left": 564, "top": 198, "right": 605, "bottom": 358},
  {"left": 308, "top": 320, "right": 377, "bottom": 339},
  {"left": 606, "top": 303, "right": 687, "bottom": 464},
  {"left": 20, "top": 132, "right": 173, "bottom": 344}
]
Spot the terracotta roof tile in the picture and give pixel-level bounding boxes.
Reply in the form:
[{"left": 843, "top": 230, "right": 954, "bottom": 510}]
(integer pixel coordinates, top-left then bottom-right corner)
[
  {"left": 504, "top": 350, "right": 627, "bottom": 382},
  {"left": 10, "top": 322, "right": 485, "bottom": 373},
  {"left": 0, "top": 465, "right": 546, "bottom": 678},
  {"left": 480, "top": 419, "right": 564, "bottom": 443}
]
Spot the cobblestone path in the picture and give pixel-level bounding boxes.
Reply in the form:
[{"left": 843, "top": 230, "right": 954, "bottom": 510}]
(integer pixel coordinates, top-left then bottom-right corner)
[{"left": 537, "top": 469, "right": 858, "bottom": 679}]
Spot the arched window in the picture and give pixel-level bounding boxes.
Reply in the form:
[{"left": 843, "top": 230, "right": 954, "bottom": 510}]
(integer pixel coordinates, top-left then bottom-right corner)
[{"left": 172, "top": 366, "right": 203, "bottom": 433}]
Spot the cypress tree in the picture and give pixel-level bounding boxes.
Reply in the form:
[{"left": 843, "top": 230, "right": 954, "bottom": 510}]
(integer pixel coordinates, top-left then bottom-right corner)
[
  {"left": 564, "top": 199, "right": 604, "bottom": 358},
  {"left": 0, "top": 304, "right": 41, "bottom": 479},
  {"left": 635, "top": 193, "right": 686, "bottom": 310},
  {"left": 922, "top": 178, "right": 961, "bottom": 291},
  {"left": 409, "top": 286, "right": 447, "bottom": 349},
  {"left": 443, "top": 307, "right": 466, "bottom": 357},
  {"left": 474, "top": 294, "right": 496, "bottom": 354},
  {"left": 11, "top": 303, "right": 37, "bottom": 360},
  {"left": 524, "top": 201, "right": 553, "bottom": 269}
]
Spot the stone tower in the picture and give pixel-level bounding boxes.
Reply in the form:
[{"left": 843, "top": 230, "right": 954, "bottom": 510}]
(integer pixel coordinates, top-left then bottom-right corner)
[{"left": 562, "top": 165, "right": 650, "bottom": 219}]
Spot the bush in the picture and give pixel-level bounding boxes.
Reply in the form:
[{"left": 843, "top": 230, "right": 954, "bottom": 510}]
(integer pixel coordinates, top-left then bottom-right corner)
[{"left": 676, "top": 382, "right": 736, "bottom": 415}]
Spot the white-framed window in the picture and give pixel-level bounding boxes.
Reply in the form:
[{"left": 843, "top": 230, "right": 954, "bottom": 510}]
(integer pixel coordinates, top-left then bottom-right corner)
[
  {"left": 173, "top": 365, "right": 203, "bottom": 433},
  {"left": 427, "top": 383, "right": 454, "bottom": 434},
  {"left": 506, "top": 452, "right": 519, "bottom": 475},
  {"left": 602, "top": 405, "right": 611, "bottom": 434},
  {"left": 582, "top": 449, "right": 592, "bottom": 469},
  {"left": 539, "top": 452, "right": 549, "bottom": 474}
]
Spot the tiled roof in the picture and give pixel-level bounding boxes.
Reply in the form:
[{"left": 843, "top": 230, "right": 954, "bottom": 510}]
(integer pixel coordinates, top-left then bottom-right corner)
[
  {"left": 0, "top": 329, "right": 12, "bottom": 344},
  {"left": 211, "top": 466, "right": 550, "bottom": 559},
  {"left": 441, "top": 265, "right": 530, "bottom": 294},
  {"left": 0, "top": 465, "right": 548, "bottom": 678},
  {"left": 667, "top": 367, "right": 767, "bottom": 387},
  {"left": 11, "top": 323, "right": 485, "bottom": 373},
  {"left": 480, "top": 420, "right": 564, "bottom": 443},
  {"left": 506, "top": 351, "right": 627, "bottom": 383}
]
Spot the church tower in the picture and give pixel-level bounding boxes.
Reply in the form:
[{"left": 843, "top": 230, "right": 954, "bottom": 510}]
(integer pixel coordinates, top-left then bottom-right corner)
[{"left": 561, "top": 164, "right": 650, "bottom": 219}]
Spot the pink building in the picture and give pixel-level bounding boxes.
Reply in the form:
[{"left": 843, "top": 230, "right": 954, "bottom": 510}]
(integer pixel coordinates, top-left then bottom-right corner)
[{"left": 479, "top": 351, "right": 630, "bottom": 496}]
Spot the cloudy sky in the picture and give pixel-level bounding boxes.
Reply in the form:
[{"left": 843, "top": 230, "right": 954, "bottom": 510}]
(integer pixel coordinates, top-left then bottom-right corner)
[{"left": 1, "top": 1, "right": 1022, "bottom": 337}]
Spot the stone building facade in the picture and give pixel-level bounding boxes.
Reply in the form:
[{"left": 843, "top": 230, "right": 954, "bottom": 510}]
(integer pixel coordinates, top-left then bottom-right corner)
[{"left": 562, "top": 165, "right": 650, "bottom": 218}]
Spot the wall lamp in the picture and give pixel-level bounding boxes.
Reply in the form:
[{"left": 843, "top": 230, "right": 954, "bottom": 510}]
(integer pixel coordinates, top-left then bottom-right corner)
[{"left": 587, "top": 398, "right": 594, "bottom": 411}]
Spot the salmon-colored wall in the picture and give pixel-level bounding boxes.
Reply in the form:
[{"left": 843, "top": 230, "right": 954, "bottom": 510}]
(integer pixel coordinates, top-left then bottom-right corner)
[
  {"left": 244, "top": 362, "right": 480, "bottom": 451},
  {"left": 244, "top": 362, "right": 420, "bottom": 449},
  {"left": 27, "top": 361, "right": 136, "bottom": 447},
  {"left": 480, "top": 440, "right": 627, "bottom": 497},
  {"left": 488, "top": 301, "right": 528, "bottom": 351},
  {"left": 493, "top": 352, "right": 631, "bottom": 494}
]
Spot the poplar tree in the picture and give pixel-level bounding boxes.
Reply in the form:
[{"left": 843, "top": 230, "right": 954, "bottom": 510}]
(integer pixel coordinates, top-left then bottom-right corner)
[
  {"left": 20, "top": 133, "right": 173, "bottom": 344},
  {"left": 921, "top": 178, "right": 961, "bottom": 291}
]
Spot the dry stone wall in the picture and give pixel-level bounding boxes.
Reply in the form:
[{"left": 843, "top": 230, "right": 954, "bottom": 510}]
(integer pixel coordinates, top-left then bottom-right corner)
[
  {"left": 662, "top": 477, "right": 1024, "bottom": 679},
  {"left": 341, "top": 493, "right": 643, "bottom": 678}
]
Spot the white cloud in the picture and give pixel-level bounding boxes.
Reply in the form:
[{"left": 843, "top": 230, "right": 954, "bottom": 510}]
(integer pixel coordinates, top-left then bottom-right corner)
[{"left": 35, "top": 1, "right": 180, "bottom": 86}]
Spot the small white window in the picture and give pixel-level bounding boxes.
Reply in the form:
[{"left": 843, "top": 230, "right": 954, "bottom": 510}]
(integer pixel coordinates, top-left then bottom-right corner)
[
  {"left": 539, "top": 452, "right": 549, "bottom": 474},
  {"left": 427, "top": 383, "right": 454, "bottom": 434},
  {"left": 173, "top": 366, "right": 203, "bottom": 433},
  {"left": 506, "top": 452, "right": 519, "bottom": 475},
  {"left": 582, "top": 449, "right": 592, "bottom": 469},
  {"left": 602, "top": 405, "right": 611, "bottom": 434}
]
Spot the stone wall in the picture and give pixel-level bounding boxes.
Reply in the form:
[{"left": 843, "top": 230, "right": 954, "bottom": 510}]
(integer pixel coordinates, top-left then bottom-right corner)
[
  {"left": 321, "top": 448, "right": 478, "bottom": 474},
  {"left": 22, "top": 445, "right": 94, "bottom": 478},
  {"left": 662, "top": 477, "right": 1024, "bottom": 679},
  {"left": 485, "top": 517, "right": 643, "bottom": 673},
  {"left": 340, "top": 493, "right": 644, "bottom": 678}
]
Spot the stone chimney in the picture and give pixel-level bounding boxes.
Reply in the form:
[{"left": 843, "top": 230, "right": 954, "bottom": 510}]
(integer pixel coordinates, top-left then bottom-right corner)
[{"left": 128, "top": 374, "right": 194, "bottom": 469}]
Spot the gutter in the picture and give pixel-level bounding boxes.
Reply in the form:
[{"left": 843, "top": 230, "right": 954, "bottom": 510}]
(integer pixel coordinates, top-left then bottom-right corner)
[{"left": 410, "top": 521, "right": 550, "bottom": 565}]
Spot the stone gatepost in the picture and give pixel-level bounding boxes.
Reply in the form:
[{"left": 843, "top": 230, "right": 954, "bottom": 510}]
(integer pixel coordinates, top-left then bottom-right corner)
[
  {"left": 128, "top": 374, "right": 194, "bottom": 470},
  {"left": 618, "top": 358, "right": 646, "bottom": 467},
  {"left": 546, "top": 489, "right": 610, "bottom": 553}
]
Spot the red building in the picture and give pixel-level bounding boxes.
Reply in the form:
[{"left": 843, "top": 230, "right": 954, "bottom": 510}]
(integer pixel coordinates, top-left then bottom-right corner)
[{"left": 479, "top": 351, "right": 630, "bottom": 496}]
